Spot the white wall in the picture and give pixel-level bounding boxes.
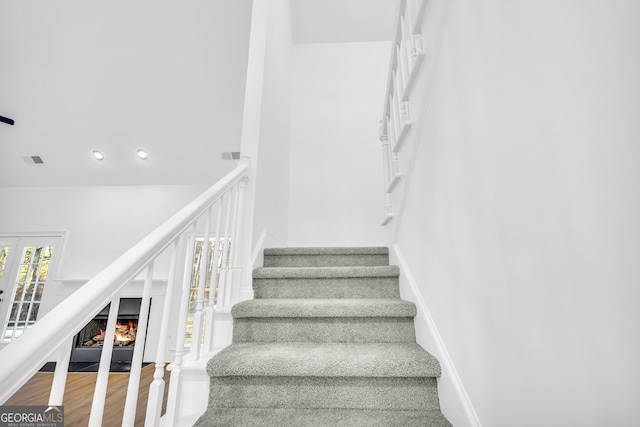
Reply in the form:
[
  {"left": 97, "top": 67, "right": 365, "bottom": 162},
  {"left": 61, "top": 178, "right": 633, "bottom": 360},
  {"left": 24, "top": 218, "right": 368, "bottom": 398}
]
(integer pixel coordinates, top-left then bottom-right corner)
[
  {"left": 288, "top": 42, "right": 389, "bottom": 246},
  {"left": 391, "top": 0, "right": 640, "bottom": 425},
  {"left": 250, "top": 0, "right": 292, "bottom": 250},
  {"left": 0, "top": 185, "right": 206, "bottom": 279}
]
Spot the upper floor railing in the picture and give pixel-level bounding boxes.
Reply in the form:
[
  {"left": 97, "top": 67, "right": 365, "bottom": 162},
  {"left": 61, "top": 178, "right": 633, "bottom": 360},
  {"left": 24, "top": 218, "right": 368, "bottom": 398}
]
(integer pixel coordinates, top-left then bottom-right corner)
[
  {"left": 379, "top": 0, "right": 429, "bottom": 225},
  {"left": 0, "top": 159, "right": 251, "bottom": 426}
]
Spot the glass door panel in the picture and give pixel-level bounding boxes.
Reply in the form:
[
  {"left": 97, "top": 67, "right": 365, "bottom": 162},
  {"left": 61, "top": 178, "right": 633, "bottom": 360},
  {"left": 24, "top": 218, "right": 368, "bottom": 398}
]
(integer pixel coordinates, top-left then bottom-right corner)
[{"left": 0, "top": 236, "right": 61, "bottom": 346}]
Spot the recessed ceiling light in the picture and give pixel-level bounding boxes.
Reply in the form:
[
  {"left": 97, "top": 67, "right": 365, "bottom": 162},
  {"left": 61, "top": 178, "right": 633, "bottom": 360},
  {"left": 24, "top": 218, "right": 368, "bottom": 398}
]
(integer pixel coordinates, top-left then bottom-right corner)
[
  {"left": 136, "top": 149, "right": 148, "bottom": 160},
  {"left": 92, "top": 150, "right": 104, "bottom": 160}
]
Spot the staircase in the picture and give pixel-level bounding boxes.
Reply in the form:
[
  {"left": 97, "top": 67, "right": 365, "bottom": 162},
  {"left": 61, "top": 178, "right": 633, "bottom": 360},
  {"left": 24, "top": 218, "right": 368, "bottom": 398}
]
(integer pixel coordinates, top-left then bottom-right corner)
[{"left": 195, "top": 247, "right": 451, "bottom": 426}]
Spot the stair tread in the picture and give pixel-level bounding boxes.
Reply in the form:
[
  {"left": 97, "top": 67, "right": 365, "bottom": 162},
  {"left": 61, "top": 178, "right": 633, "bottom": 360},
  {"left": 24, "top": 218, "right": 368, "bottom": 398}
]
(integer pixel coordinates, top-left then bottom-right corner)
[
  {"left": 232, "top": 298, "right": 416, "bottom": 318},
  {"left": 207, "top": 342, "right": 441, "bottom": 378},
  {"left": 195, "top": 407, "right": 452, "bottom": 427},
  {"left": 254, "top": 265, "right": 399, "bottom": 278},
  {"left": 199, "top": 246, "right": 448, "bottom": 423},
  {"left": 264, "top": 247, "right": 389, "bottom": 256}
]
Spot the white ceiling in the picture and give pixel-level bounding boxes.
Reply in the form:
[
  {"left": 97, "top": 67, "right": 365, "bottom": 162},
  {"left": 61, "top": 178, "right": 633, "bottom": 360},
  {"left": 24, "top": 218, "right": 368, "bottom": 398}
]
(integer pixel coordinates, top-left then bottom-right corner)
[
  {"left": 0, "top": 0, "right": 397, "bottom": 187},
  {"left": 291, "top": 0, "right": 398, "bottom": 44},
  {"left": 0, "top": 0, "right": 253, "bottom": 187}
]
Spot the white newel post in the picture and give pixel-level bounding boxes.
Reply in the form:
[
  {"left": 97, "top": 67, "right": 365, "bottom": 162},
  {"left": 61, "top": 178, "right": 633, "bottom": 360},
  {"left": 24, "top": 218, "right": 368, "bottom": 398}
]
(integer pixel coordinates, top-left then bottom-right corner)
[
  {"left": 236, "top": 0, "right": 268, "bottom": 302},
  {"left": 230, "top": 157, "right": 250, "bottom": 305},
  {"left": 236, "top": 157, "right": 255, "bottom": 302}
]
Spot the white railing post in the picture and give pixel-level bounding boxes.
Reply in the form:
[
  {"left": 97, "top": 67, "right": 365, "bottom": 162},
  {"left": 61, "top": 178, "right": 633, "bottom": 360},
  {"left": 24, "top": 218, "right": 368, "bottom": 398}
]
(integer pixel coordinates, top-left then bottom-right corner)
[
  {"left": 390, "top": 98, "right": 398, "bottom": 151},
  {"left": 228, "top": 170, "right": 249, "bottom": 306},
  {"left": 224, "top": 183, "right": 240, "bottom": 307},
  {"left": 401, "top": 14, "right": 414, "bottom": 80},
  {"left": 190, "top": 207, "right": 213, "bottom": 360},
  {"left": 88, "top": 296, "right": 122, "bottom": 427},
  {"left": 121, "top": 262, "right": 154, "bottom": 427},
  {"left": 145, "top": 239, "right": 180, "bottom": 426},
  {"left": 203, "top": 197, "right": 224, "bottom": 353},
  {"left": 48, "top": 336, "right": 73, "bottom": 406},
  {"left": 396, "top": 43, "right": 407, "bottom": 92},
  {"left": 208, "top": 185, "right": 237, "bottom": 352},
  {"left": 413, "top": 0, "right": 429, "bottom": 33},
  {"left": 217, "top": 186, "right": 235, "bottom": 310},
  {"left": 380, "top": 132, "right": 395, "bottom": 226}
]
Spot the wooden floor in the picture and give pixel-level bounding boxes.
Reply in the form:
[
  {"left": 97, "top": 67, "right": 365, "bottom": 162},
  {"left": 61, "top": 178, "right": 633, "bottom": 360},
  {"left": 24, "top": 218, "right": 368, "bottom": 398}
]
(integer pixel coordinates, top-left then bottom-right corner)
[{"left": 6, "top": 364, "right": 170, "bottom": 426}]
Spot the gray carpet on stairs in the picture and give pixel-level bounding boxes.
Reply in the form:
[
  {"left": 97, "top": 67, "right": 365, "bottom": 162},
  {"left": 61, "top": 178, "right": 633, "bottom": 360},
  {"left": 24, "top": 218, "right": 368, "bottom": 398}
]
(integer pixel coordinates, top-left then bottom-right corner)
[
  {"left": 252, "top": 266, "right": 401, "bottom": 300},
  {"left": 195, "top": 247, "right": 452, "bottom": 427}
]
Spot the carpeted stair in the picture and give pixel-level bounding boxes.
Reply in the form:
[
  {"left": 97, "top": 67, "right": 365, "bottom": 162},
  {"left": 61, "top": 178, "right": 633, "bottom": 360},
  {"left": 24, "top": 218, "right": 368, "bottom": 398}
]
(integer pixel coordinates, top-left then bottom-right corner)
[{"left": 195, "top": 247, "right": 451, "bottom": 426}]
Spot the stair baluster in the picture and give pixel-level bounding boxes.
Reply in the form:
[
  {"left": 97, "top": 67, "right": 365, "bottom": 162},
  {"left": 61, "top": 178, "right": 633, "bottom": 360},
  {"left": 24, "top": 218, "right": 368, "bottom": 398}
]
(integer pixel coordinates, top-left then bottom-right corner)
[
  {"left": 122, "top": 261, "right": 154, "bottom": 426},
  {"left": 203, "top": 196, "right": 224, "bottom": 354}
]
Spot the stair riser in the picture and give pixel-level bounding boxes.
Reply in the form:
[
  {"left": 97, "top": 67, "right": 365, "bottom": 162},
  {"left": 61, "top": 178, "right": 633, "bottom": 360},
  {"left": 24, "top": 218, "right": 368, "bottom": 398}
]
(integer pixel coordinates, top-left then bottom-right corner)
[
  {"left": 253, "top": 278, "right": 400, "bottom": 299},
  {"left": 233, "top": 318, "right": 416, "bottom": 343},
  {"left": 264, "top": 254, "right": 389, "bottom": 268},
  {"left": 207, "top": 376, "right": 440, "bottom": 411}
]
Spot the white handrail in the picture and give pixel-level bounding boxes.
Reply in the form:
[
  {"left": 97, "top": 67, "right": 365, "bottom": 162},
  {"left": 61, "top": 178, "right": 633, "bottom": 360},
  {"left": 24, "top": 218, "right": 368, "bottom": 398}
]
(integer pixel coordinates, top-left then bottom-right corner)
[{"left": 0, "top": 160, "right": 250, "bottom": 419}]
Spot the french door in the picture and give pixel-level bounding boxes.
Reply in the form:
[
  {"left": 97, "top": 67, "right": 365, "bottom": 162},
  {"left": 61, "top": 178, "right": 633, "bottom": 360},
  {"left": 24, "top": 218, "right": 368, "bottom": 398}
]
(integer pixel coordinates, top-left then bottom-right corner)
[{"left": 0, "top": 235, "right": 62, "bottom": 349}]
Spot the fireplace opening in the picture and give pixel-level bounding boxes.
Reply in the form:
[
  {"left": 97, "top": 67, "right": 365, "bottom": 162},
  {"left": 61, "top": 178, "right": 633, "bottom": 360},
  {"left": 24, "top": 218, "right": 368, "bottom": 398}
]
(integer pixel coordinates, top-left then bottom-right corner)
[
  {"left": 77, "top": 318, "right": 138, "bottom": 348},
  {"left": 70, "top": 298, "right": 149, "bottom": 364}
]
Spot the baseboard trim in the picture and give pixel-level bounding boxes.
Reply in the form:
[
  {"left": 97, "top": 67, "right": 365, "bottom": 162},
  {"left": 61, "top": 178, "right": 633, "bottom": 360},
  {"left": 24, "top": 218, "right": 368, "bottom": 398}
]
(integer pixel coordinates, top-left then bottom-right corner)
[
  {"left": 391, "top": 244, "right": 482, "bottom": 427},
  {"left": 243, "top": 229, "right": 287, "bottom": 301},
  {"left": 250, "top": 228, "right": 287, "bottom": 268}
]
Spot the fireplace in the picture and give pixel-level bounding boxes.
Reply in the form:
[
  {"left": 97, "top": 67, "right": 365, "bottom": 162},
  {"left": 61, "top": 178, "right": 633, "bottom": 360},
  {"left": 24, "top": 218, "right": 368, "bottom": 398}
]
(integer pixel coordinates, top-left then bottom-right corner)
[{"left": 70, "top": 298, "right": 148, "bottom": 363}]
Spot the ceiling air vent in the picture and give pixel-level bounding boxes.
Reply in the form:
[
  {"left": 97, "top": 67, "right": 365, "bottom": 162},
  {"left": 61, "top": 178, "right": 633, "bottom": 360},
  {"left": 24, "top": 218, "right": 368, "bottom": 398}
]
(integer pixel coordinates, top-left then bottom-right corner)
[
  {"left": 22, "top": 156, "right": 44, "bottom": 164},
  {"left": 221, "top": 151, "right": 241, "bottom": 160}
]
